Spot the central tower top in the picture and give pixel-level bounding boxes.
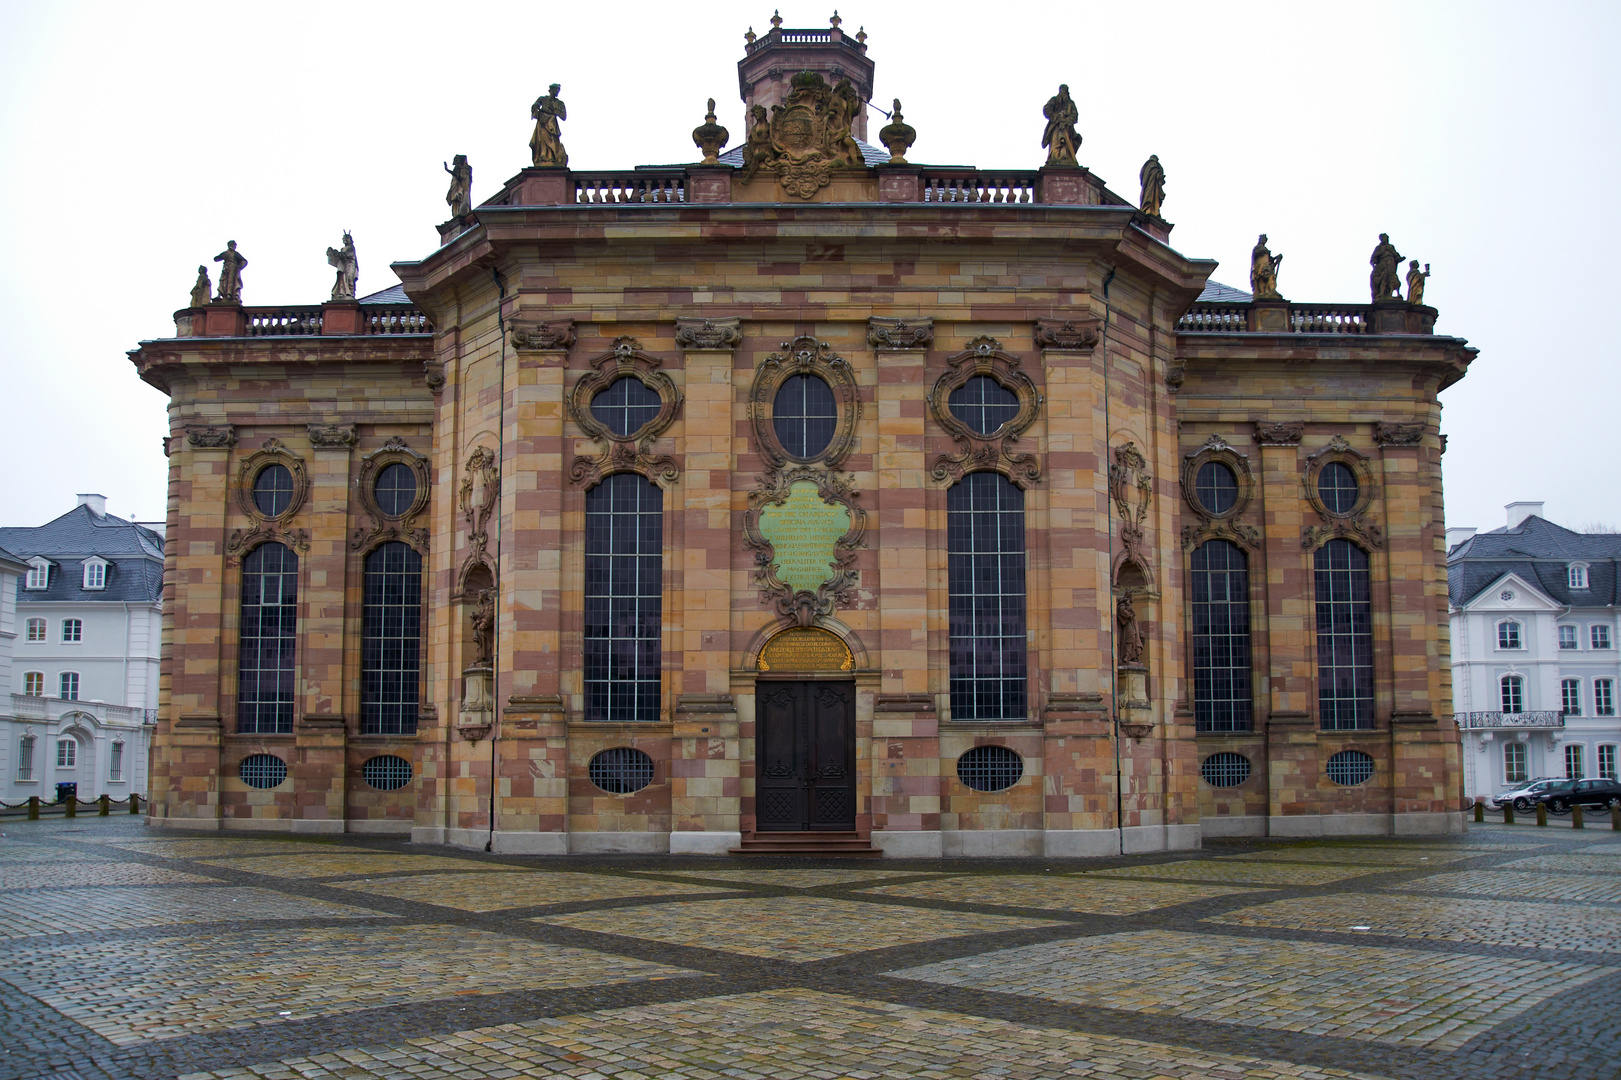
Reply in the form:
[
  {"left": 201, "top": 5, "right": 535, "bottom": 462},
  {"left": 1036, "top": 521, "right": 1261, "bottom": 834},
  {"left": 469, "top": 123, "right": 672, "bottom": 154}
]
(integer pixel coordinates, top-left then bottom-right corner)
[{"left": 739, "top": 12, "right": 875, "bottom": 141}]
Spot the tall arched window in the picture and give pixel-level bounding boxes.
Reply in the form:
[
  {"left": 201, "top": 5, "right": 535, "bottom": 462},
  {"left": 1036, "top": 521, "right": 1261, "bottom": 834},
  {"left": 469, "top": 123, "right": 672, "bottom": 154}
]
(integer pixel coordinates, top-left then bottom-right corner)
[
  {"left": 584, "top": 473, "right": 663, "bottom": 723},
  {"left": 361, "top": 541, "right": 422, "bottom": 735},
  {"left": 1314, "top": 538, "right": 1373, "bottom": 730},
  {"left": 1190, "top": 540, "right": 1252, "bottom": 732},
  {"left": 947, "top": 472, "right": 1027, "bottom": 721},
  {"left": 238, "top": 542, "right": 298, "bottom": 734}
]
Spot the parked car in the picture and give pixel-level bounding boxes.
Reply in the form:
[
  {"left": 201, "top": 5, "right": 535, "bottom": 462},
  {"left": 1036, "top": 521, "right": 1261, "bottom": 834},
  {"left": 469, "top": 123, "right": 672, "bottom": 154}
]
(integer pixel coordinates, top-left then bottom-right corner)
[
  {"left": 1489, "top": 778, "right": 1565, "bottom": 812},
  {"left": 1537, "top": 778, "right": 1621, "bottom": 814}
]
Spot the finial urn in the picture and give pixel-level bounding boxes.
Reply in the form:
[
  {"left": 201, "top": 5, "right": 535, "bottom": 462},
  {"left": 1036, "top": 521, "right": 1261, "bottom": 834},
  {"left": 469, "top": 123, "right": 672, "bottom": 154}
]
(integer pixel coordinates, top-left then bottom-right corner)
[
  {"left": 878, "top": 99, "right": 916, "bottom": 165},
  {"left": 692, "top": 98, "right": 731, "bottom": 166},
  {"left": 770, "top": 9, "right": 782, "bottom": 28}
]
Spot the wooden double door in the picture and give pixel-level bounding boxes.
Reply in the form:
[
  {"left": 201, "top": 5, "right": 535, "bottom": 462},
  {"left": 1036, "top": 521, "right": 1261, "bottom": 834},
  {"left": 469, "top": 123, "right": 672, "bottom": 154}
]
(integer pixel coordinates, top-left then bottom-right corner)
[{"left": 756, "top": 680, "right": 856, "bottom": 831}]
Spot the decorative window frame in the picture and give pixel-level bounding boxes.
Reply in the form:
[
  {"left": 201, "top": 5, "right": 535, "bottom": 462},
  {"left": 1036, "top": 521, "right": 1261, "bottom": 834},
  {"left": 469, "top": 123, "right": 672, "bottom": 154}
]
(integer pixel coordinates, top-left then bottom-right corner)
[
  {"left": 742, "top": 466, "right": 867, "bottom": 627},
  {"left": 351, "top": 437, "right": 431, "bottom": 553},
  {"left": 59, "top": 671, "right": 80, "bottom": 701},
  {"left": 1558, "top": 624, "right": 1579, "bottom": 650},
  {"left": 928, "top": 337, "right": 1043, "bottom": 488},
  {"left": 17, "top": 734, "right": 35, "bottom": 780},
  {"left": 25, "top": 557, "right": 50, "bottom": 590},
  {"left": 1499, "top": 672, "right": 1525, "bottom": 712},
  {"left": 1503, "top": 740, "right": 1528, "bottom": 783},
  {"left": 1569, "top": 563, "right": 1590, "bottom": 590},
  {"left": 23, "top": 672, "right": 44, "bottom": 696},
  {"left": 227, "top": 439, "right": 311, "bottom": 561},
  {"left": 61, "top": 619, "right": 82, "bottom": 643},
  {"left": 1561, "top": 677, "right": 1582, "bottom": 716},
  {"left": 568, "top": 336, "right": 682, "bottom": 489},
  {"left": 25, "top": 618, "right": 45, "bottom": 642},
  {"left": 1179, "top": 435, "right": 1260, "bottom": 550},
  {"left": 110, "top": 739, "right": 125, "bottom": 781},
  {"left": 82, "top": 557, "right": 107, "bottom": 591},
  {"left": 1301, "top": 436, "right": 1382, "bottom": 550},
  {"left": 750, "top": 336, "right": 861, "bottom": 473},
  {"left": 1597, "top": 678, "right": 1617, "bottom": 717},
  {"left": 1497, "top": 619, "right": 1523, "bottom": 650},
  {"left": 1591, "top": 624, "right": 1612, "bottom": 650}
]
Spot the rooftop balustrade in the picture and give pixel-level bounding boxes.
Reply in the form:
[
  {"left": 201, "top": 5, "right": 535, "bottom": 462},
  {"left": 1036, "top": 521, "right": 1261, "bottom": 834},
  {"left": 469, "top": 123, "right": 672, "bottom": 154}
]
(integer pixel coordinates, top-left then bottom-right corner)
[
  {"left": 224, "top": 305, "right": 433, "bottom": 337},
  {"left": 1178, "top": 300, "right": 1435, "bottom": 336}
]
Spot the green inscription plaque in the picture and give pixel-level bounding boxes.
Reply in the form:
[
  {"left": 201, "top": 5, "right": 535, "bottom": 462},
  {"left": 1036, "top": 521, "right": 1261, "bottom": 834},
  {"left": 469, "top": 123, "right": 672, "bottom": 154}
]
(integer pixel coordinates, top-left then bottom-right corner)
[{"left": 756, "top": 480, "right": 852, "bottom": 594}]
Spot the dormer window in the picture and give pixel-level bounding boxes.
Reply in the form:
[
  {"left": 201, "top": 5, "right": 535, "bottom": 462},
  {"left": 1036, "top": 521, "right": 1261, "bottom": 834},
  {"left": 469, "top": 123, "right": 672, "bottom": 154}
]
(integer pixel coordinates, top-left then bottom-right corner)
[
  {"left": 1497, "top": 620, "right": 1523, "bottom": 650},
  {"left": 83, "top": 557, "right": 107, "bottom": 590},
  {"left": 25, "top": 558, "right": 49, "bottom": 590},
  {"left": 1569, "top": 563, "right": 1589, "bottom": 590}
]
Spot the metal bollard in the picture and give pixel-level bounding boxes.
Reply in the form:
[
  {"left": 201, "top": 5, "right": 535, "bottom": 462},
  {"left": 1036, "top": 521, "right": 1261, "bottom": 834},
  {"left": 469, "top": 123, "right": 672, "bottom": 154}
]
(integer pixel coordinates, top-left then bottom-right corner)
[
  {"left": 27, "top": 796, "right": 39, "bottom": 821},
  {"left": 130, "top": 793, "right": 141, "bottom": 815},
  {"left": 1503, "top": 802, "right": 1514, "bottom": 825},
  {"left": 1536, "top": 802, "right": 1548, "bottom": 827},
  {"left": 99, "top": 794, "right": 110, "bottom": 816},
  {"left": 1613, "top": 806, "right": 1620, "bottom": 831},
  {"left": 64, "top": 796, "right": 76, "bottom": 819},
  {"left": 1474, "top": 802, "right": 1484, "bottom": 823},
  {"left": 1573, "top": 805, "right": 1585, "bottom": 829}
]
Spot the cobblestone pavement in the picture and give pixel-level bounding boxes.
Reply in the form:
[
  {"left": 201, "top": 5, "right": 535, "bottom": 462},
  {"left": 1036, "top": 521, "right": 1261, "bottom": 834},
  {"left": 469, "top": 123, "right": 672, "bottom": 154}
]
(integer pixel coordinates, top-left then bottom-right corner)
[{"left": 1, "top": 821, "right": 1616, "bottom": 1080}]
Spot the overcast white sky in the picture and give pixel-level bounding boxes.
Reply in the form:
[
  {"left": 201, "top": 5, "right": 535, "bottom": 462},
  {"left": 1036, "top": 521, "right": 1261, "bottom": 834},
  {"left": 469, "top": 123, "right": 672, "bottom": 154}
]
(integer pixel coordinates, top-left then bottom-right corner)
[{"left": 1, "top": 0, "right": 1616, "bottom": 533}]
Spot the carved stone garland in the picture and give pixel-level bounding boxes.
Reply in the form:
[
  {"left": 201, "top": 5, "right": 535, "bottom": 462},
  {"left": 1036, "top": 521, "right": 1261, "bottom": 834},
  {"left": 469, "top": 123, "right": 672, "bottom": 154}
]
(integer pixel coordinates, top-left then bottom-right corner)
[
  {"left": 742, "top": 465, "right": 867, "bottom": 627},
  {"left": 1301, "top": 436, "right": 1384, "bottom": 550},
  {"left": 227, "top": 439, "right": 310, "bottom": 560},
  {"left": 458, "top": 445, "right": 499, "bottom": 593},
  {"left": 567, "top": 337, "right": 683, "bottom": 488},
  {"left": 1179, "top": 435, "right": 1261, "bottom": 550},
  {"left": 351, "top": 437, "right": 431, "bottom": 552},
  {"left": 1109, "top": 441, "right": 1154, "bottom": 583},
  {"left": 928, "top": 337, "right": 1044, "bottom": 488},
  {"left": 749, "top": 336, "right": 861, "bottom": 471}
]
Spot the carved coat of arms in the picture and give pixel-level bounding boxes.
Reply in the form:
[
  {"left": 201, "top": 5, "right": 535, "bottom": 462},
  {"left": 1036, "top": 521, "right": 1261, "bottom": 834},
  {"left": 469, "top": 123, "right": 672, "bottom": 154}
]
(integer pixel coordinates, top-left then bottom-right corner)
[{"left": 740, "top": 71, "right": 865, "bottom": 199}]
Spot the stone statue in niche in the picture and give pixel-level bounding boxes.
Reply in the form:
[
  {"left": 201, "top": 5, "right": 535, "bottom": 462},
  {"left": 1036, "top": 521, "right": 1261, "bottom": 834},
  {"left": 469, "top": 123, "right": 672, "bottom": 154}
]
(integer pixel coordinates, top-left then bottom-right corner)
[
  {"left": 1117, "top": 593, "right": 1145, "bottom": 667},
  {"left": 470, "top": 589, "right": 495, "bottom": 667},
  {"left": 1250, "top": 234, "right": 1283, "bottom": 300},
  {"left": 877, "top": 99, "right": 916, "bottom": 164},
  {"left": 212, "top": 241, "right": 247, "bottom": 304},
  {"left": 1139, "top": 154, "right": 1165, "bottom": 218},
  {"left": 691, "top": 99, "right": 730, "bottom": 165},
  {"left": 188, "top": 266, "right": 211, "bottom": 308},
  {"left": 529, "top": 84, "right": 568, "bottom": 168},
  {"left": 444, "top": 155, "right": 472, "bottom": 218},
  {"left": 1406, "top": 260, "right": 1431, "bottom": 306},
  {"left": 1369, "top": 233, "right": 1403, "bottom": 301},
  {"left": 1041, "top": 84, "right": 1081, "bottom": 167},
  {"left": 325, "top": 232, "right": 358, "bottom": 301}
]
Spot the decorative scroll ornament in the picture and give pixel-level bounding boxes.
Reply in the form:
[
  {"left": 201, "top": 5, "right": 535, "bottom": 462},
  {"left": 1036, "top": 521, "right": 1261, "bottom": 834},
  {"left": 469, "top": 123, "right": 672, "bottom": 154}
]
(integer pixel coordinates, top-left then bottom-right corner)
[
  {"left": 1109, "top": 441, "right": 1154, "bottom": 577},
  {"left": 458, "top": 445, "right": 499, "bottom": 588},
  {"left": 750, "top": 336, "right": 861, "bottom": 472},
  {"left": 351, "top": 437, "right": 431, "bottom": 552},
  {"left": 674, "top": 317, "right": 742, "bottom": 350},
  {"left": 510, "top": 319, "right": 576, "bottom": 352},
  {"left": 1033, "top": 317, "right": 1101, "bottom": 352},
  {"left": 1179, "top": 434, "right": 1261, "bottom": 551},
  {"left": 928, "top": 337, "right": 1043, "bottom": 488},
  {"left": 185, "top": 424, "right": 236, "bottom": 448},
  {"left": 567, "top": 337, "right": 682, "bottom": 488},
  {"left": 227, "top": 439, "right": 310, "bottom": 561},
  {"left": 738, "top": 71, "right": 865, "bottom": 198},
  {"left": 742, "top": 466, "right": 867, "bottom": 627},
  {"left": 1301, "top": 436, "right": 1383, "bottom": 550},
  {"left": 1373, "top": 421, "right": 1425, "bottom": 446},
  {"left": 1253, "top": 420, "right": 1303, "bottom": 446},
  {"left": 306, "top": 423, "right": 357, "bottom": 448},
  {"left": 423, "top": 359, "right": 446, "bottom": 394},
  {"left": 867, "top": 316, "right": 933, "bottom": 350}
]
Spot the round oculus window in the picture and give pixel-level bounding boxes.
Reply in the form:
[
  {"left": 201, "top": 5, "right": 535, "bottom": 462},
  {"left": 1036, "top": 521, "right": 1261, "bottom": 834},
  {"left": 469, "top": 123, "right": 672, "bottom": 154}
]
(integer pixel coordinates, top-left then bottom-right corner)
[
  {"left": 252, "top": 464, "right": 295, "bottom": 517},
  {"left": 956, "top": 745, "right": 1024, "bottom": 793},
  {"left": 1194, "top": 461, "right": 1239, "bottom": 516},
  {"left": 374, "top": 463, "right": 417, "bottom": 518},
  {"left": 239, "top": 753, "right": 288, "bottom": 789},
  {"left": 362, "top": 754, "right": 413, "bottom": 790},
  {"left": 1317, "top": 461, "right": 1359, "bottom": 516},
  {"left": 588, "top": 747, "right": 656, "bottom": 794},
  {"left": 1326, "top": 750, "right": 1376, "bottom": 786},
  {"left": 772, "top": 374, "right": 837, "bottom": 459},
  {"left": 591, "top": 377, "right": 663, "bottom": 438},
  {"left": 1200, "top": 752, "right": 1251, "bottom": 787},
  {"left": 948, "top": 375, "right": 1020, "bottom": 436}
]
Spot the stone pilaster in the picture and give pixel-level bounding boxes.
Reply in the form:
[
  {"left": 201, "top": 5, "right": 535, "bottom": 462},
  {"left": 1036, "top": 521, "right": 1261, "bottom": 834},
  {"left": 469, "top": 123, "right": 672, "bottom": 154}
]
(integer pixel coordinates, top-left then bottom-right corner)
[
  {"left": 292, "top": 714, "right": 346, "bottom": 832},
  {"left": 300, "top": 425, "right": 355, "bottom": 722}
]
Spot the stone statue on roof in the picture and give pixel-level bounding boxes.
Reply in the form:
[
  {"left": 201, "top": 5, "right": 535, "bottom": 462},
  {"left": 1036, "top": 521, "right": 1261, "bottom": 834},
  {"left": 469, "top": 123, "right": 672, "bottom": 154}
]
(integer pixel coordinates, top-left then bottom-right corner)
[
  {"left": 1250, "top": 234, "right": 1283, "bottom": 300},
  {"left": 530, "top": 84, "right": 568, "bottom": 168},
  {"left": 444, "top": 155, "right": 473, "bottom": 218},
  {"left": 326, "top": 231, "right": 358, "bottom": 301},
  {"left": 1370, "top": 233, "right": 1403, "bottom": 301},
  {"left": 1139, "top": 154, "right": 1166, "bottom": 218},
  {"left": 212, "top": 241, "right": 246, "bottom": 304},
  {"left": 1406, "top": 260, "right": 1431, "bottom": 306},
  {"left": 827, "top": 79, "right": 864, "bottom": 167},
  {"left": 740, "top": 104, "right": 776, "bottom": 183},
  {"left": 189, "top": 266, "right": 211, "bottom": 308},
  {"left": 1042, "top": 84, "right": 1081, "bottom": 167}
]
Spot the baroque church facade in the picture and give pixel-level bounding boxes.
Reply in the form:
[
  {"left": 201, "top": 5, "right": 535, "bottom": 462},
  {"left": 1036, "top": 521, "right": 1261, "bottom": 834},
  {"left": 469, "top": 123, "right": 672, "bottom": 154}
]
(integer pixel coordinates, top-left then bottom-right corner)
[{"left": 129, "top": 18, "right": 1476, "bottom": 855}]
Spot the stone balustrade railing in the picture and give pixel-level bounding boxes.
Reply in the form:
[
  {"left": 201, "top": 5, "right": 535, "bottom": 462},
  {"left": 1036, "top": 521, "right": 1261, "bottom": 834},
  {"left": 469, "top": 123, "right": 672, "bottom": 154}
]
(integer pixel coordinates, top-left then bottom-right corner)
[
  {"left": 1177, "top": 304, "right": 1247, "bottom": 332},
  {"left": 365, "top": 306, "right": 432, "bottom": 334},
  {"left": 246, "top": 308, "right": 322, "bottom": 336},
  {"left": 920, "top": 171, "right": 1038, "bottom": 204},
  {"left": 1454, "top": 711, "right": 1565, "bottom": 729},
  {"left": 217, "top": 305, "right": 433, "bottom": 337},
  {"left": 1179, "top": 300, "right": 1436, "bottom": 336},
  {"left": 1290, "top": 305, "right": 1371, "bottom": 334},
  {"left": 575, "top": 172, "right": 687, "bottom": 205},
  {"left": 10, "top": 694, "right": 149, "bottom": 725}
]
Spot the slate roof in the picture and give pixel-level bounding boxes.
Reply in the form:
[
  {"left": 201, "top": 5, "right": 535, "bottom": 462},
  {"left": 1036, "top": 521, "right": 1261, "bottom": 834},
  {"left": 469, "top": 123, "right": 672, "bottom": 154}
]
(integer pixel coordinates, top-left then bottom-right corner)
[
  {"left": 0, "top": 506, "right": 164, "bottom": 604},
  {"left": 713, "top": 138, "right": 893, "bottom": 169},
  {"left": 1196, "top": 280, "right": 1253, "bottom": 303},
  {"left": 1447, "top": 516, "right": 1621, "bottom": 609},
  {"left": 358, "top": 283, "right": 410, "bottom": 305}
]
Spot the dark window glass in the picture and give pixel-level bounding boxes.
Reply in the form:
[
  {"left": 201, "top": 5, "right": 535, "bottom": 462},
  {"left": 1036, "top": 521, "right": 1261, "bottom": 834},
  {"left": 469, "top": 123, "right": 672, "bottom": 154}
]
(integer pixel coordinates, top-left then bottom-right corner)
[
  {"left": 948, "top": 472, "right": 1027, "bottom": 721},
  {"left": 1200, "top": 752, "right": 1252, "bottom": 787},
  {"left": 948, "top": 376, "right": 1020, "bottom": 436},
  {"left": 362, "top": 755, "right": 413, "bottom": 790},
  {"left": 584, "top": 474, "right": 663, "bottom": 722},
  {"left": 238, "top": 543, "right": 298, "bottom": 734},
  {"left": 1314, "top": 539, "right": 1374, "bottom": 730},
  {"left": 1317, "top": 461, "right": 1359, "bottom": 516},
  {"left": 1190, "top": 540, "right": 1252, "bottom": 732},
  {"left": 773, "top": 374, "right": 837, "bottom": 459},
  {"left": 252, "top": 464, "right": 295, "bottom": 517},
  {"left": 1326, "top": 750, "right": 1375, "bottom": 786},
  {"left": 239, "top": 754, "right": 288, "bottom": 789},
  {"left": 588, "top": 747, "right": 656, "bottom": 794},
  {"left": 361, "top": 541, "right": 422, "bottom": 735},
  {"left": 1194, "top": 461, "right": 1238, "bottom": 516},
  {"left": 591, "top": 377, "right": 663, "bottom": 438},
  {"left": 375, "top": 463, "right": 417, "bottom": 517},
  {"left": 956, "top": 745, "right": 1024, "bottom": 792}
]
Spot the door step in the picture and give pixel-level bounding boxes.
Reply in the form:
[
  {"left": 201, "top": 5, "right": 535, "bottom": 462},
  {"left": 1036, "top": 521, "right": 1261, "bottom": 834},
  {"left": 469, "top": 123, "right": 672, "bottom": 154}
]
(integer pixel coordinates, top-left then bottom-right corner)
[{"left": 729, "top": 831, "right": 881, "bottom": 858}]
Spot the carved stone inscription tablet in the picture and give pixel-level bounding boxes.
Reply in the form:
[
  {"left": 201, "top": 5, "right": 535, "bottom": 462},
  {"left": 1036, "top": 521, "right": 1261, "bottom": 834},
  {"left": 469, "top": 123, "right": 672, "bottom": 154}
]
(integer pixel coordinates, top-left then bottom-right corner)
[
  {"left": 756, "top": 480, "right": 852, "bottom": 594},
  {"left": 758, "top": 627, "right": 854, "bottom": 672}
]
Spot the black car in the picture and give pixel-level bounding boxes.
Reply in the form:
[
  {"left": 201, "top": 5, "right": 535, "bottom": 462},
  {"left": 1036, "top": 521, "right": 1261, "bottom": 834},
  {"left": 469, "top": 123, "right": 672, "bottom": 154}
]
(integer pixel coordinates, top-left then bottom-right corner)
[{"left": 1538, "top": 778, "right": 1621, "bottom": 813}]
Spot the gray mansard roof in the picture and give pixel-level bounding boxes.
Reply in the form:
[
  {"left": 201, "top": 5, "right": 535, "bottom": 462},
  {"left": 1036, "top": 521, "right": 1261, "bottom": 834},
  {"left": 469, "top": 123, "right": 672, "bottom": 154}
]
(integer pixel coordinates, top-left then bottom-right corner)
[
  {"left": 1448, "top": 516, "right": 1621, "bottom": 609},
  {"left": 0, "top": 505, "right": 164, "bottom": 604}
]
